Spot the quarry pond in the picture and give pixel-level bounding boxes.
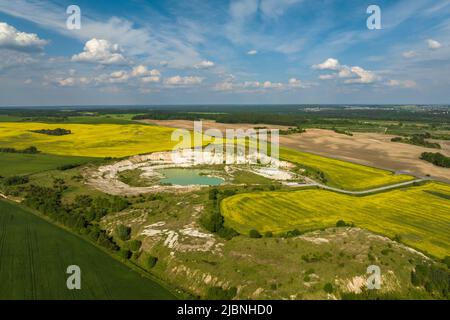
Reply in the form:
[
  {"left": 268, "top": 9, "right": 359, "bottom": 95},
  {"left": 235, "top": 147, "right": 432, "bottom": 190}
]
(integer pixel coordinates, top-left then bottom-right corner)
[{"left": 157, "top": 168, "right": 224, "bottom": 186}]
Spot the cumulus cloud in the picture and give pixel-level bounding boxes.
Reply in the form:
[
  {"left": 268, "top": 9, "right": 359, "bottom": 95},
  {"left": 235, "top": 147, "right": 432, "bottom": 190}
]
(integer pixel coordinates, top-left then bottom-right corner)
[
  {"left": 58, "top": 77, "right": 76, "bottom": 87},
  {"left": 427, "top": 39, "right": 442, "bottom": 50},
  {"left": 109, "top": 70, "right": 130, "bottom": 83},
  {"left": 131, "top": 65, "right": 161, "bottom": 77},
  {"left": 288, "top": 78, "right": 307, "bottom": 88},
  {"left": 312, "top": 58, "right": 341, "bottom": 70},
  {"left": 141, "top": 76, "right": 161, "bottom": 83},
  {"left": 247, "top": 49, "right": 258, "bottom": 55},
  {"left": 72, "top": 38, "right": 126, "bottom": 64},
  {"left": 344, "top": 66, "right": 377, "bottom": 84},
  {"left": 130, "top": 65, "right": 161, "bottom": 82},
  {"left": 164, "top": 75, "right": 203, "bottom": 86},
  {"left": 215, "top": 77, "right": 308, "bottom": 92},
  {"left": 56, "top": 64, "right": 161, "bottom": 87},
  {"left": 0, "top": 22, "right": 47, "bottom": 52},
  {"left": 313, "top": 58, "right": 378, "bottom": 84},
  {"left": 194, "top": 60, "right": 215, "bottom": 69}
]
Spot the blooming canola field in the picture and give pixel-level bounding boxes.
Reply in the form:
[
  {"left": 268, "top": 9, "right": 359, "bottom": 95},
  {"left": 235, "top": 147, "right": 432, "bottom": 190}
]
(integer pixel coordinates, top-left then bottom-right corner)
[{"left": 221, "top": 182, "right": 450, "bottom": 258}]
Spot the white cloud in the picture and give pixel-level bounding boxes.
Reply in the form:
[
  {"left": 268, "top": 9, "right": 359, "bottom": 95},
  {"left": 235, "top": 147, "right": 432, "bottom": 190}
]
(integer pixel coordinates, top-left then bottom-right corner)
[
  {"left": 214, "top": 81, "right": 234, "bottom": 91},
  {"left": 313, "top": 58, "right": 378, "bottom": 84},
  {"left": 247, "top": 49, "right": 258, "bottom": 55},
  {"left": 402, "top": 50, "right": 418, "bottom": 58},
  {"left": 72, "top": 38, "right": 127, "bottom": 64},
  {"left": 141, "top": 76, "right": 160, "bottom": 83},
  {"left": 288, "top": 78, "right": 307, "bottom": 88},
  {"left": 109, "top": 70, "right": 130, "bottom": 83},
  {"left": 262, "top": 81, "right": 283, "bottom": 89},
  {"left": 387, "top": 79, "right": 417, "bottom": 88},
  {"left": 164, "top": 75, "right": 203, "bottom": 86},
  {"left": 58, "top": 77, "right": 76, "bottom": 87},
  {"left": 312, "top": 58, "right": 341, "bottom": 70},
  {"left": 319, "top": 74, "right": 336, "bottom": 80},
  {"left": 344, "top": 66, "right": 377, "bottom": 84},
  {"left": 427, "top": 39, "right": 442, "bottom": 50},
  {"left": 194, "top": 60, "right": 215, "bottom": 69},
  {"left": 0, "top": 22, "right": 47, "bottom": 52},
  {"left": 338, "top": 67, "right": 353, "bottom": 78},
  {"left": 131, "top": 65, "right": 160, "bottom": 77},
  {"left": 24, "top": 79, "right": 32, "bottom": 84},
  {"left": 215, "top": 77, "right": 308, "bottom": 92}
]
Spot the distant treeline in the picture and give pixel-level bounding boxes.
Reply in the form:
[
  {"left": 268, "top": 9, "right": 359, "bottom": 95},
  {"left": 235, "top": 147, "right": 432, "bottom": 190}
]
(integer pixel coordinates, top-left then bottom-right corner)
[
  {"left": 30, "top": 128, "right": 71, "bottom": 136},
  {"left": 2, "top": 105, "right": 450, "bottom": 123},
  {"left": 420, "top": 152, "right": 450, "bottom": 168},
  {"left": 0, "top": 146, "right": 39, "bottom": 154}
]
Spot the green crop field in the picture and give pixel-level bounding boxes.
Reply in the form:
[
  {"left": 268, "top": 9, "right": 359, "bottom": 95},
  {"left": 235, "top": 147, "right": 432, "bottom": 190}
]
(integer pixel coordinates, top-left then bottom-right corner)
[
  {"left": 280, "top": 147, "right": 414, "bottom": 190},
  {"left": 0, "top": 200, "right": 176, "bottom": 299},
  {"left": 0, "top": 153, "right": 97, "bottom": 177},
  {"left": 221, "top": 182, "right": 450, "bottom": 258}
]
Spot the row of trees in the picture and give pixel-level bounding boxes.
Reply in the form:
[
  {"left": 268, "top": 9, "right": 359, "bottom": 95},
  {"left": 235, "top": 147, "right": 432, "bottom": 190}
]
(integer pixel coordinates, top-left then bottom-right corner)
[
  {"left": 420, "top": 152, "right": 450, "bottom": 168},
  {"left": 23, "top": 184, "right": 130, "bottom": 252},
  {"left": 392, "top": 133, "right": 441, "bottom": 149},
  {"left": 0, "top": 146, "right": 39, "bottom": 154},
  {"left": 200, "top": 188, "right": 239, "bottom": 240},
  {"left": 29, "top": 128, "right": 72, "bottom": 136},
  {"left": 411, "top": 263, "right": 449, "bottom": 299}
]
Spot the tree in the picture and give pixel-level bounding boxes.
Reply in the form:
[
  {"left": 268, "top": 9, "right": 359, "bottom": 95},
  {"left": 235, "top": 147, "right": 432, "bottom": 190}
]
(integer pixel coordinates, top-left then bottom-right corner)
[
  {"left": 206, "top": 286, "right": 237, "bottom": 300},
  {"left": 119, "top": 249, "right": 132, "bottom": 260},
  {"left": 22, "top": 146, "right": 39, "bottom": 154},
  {"left": 116, "top": 224, "right": 131, "bottom": 241},
  {"left": 323, "top": 283, "right": 334, "bottom": 294},
  {"left": 129, "top": 240, "right": 142, "bottom": 252},
  {"left": 336, "top": 220, "right": 349, "bottom": 227},
  {"left": 147, "top": 256, "right": 158, "bottom": 268},
  {"left": 208, "top": 188, "right": 219, "bottom": 200},
  {"left": 249, "top": 229, "right": 262, "bottom": 238}
]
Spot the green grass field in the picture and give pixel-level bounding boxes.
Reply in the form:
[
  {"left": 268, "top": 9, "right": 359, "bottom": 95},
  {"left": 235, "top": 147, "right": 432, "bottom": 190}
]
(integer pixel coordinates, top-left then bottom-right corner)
[
  {"left": 280, "top": 147, "right": 414, "bottom": 190},
  {"left": 0, "top": 200, "right": 176, "bottom": 299},
  {"left": 0, "top": 153, "right": 97, "bottom": 177},
  {"left": 221, "top": 182, "right": 450, "bottom": 258}
]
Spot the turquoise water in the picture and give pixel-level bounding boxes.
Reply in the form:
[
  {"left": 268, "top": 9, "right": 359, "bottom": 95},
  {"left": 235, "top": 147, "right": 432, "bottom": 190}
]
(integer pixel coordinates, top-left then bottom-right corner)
[{"left": 158, "top": 168, "right": 224, "bottom": 186}]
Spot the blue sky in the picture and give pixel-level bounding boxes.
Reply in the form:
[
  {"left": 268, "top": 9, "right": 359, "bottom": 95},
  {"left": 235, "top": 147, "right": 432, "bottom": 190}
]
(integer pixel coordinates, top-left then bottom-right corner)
[{"left": 0, "top": 0, "right": 449, "bottom": 106}]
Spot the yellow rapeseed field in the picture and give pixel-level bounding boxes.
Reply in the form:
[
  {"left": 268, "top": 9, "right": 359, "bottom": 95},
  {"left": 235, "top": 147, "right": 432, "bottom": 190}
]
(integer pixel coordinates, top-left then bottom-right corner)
[
  {"left": 221, "top": 182, "right": 450, "bottom": 258},
  {"left": 0, "top": 122, "right": 195, "bottom": 158},
  {"left": 280, "top": 147, "right": 413, "bottom": 190}
]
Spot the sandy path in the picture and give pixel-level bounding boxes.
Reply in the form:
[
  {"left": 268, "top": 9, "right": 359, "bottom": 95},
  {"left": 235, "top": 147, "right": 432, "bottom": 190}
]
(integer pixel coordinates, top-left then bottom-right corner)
[{"left": 292, "top": 178, "right": 426, "bottom": 195}]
